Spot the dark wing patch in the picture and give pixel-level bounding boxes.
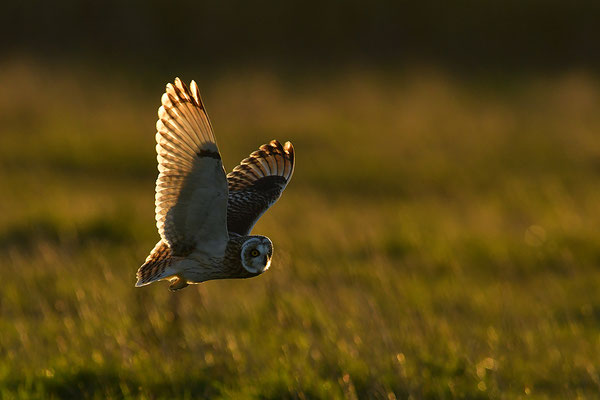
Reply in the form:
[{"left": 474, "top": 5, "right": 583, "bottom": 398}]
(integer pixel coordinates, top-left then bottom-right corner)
[{"left": 226, "top": 140, "right": 295, "bottom": 235}]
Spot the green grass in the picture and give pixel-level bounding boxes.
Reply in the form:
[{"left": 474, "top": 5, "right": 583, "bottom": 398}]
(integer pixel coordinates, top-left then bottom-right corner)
[{"left": 1, "top": 59, "right": 600, "bottom": 399}]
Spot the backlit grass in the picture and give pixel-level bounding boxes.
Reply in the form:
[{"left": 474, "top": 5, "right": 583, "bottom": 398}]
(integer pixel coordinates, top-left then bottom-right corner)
[{"left": 1, "top": 60, "right": 600, "bottom": 399}]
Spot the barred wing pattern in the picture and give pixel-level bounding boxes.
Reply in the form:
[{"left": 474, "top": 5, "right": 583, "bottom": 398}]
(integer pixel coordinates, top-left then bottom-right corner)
[
  {"left": 227, "top": 140, "right": 295, "bottom": 235},
  {"left": 154, "top": 78, "right": 228, "bottom": 256},
  {"left": 136, "top": 240, "right": 175, "bottom": 286}
]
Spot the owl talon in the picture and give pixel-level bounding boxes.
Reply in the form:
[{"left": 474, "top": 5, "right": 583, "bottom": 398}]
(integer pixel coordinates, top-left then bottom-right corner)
[{"left": 169, "top": 277, "right": 189, "bottom": 291}]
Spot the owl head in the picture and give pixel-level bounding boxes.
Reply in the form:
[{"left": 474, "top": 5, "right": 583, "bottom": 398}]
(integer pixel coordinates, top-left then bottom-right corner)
[{"left": 241, "top": 236, "right": 273, "bottom": 274}]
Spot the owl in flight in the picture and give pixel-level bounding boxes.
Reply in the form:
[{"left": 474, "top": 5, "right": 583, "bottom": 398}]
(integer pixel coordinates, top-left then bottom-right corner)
[{"left": 135, "top": 78, "right": 294, "bottom": 291}]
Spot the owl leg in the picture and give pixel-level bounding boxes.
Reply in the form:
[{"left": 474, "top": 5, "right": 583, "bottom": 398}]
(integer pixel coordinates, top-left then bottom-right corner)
[{"left": 169, "top": 276, "right": 189, "bottom": 291}]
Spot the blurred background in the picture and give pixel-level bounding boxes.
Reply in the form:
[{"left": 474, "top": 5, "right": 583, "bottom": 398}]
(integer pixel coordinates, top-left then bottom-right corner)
[{"left": 2, "top": 1, "right": 600, "bottom": 398}]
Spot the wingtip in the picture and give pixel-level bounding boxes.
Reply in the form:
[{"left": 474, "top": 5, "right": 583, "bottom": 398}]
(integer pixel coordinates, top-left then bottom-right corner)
[
  {"left": 266, "top": 139, "right": 294, "bottom": 155},
  {"left": 284, "top": 142, "right": 294, "bottom": 163},
  {"left": 267, "top": 139, "right": 294, "bottom": 176},
  {"left": 189, "top": 80, "right": 203, "bottom": 108}
]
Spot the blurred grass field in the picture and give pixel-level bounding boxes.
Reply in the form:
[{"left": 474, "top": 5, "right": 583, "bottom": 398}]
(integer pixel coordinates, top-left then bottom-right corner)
[{"left": 1, "top": 59, "right": 600, "bottom": 399}]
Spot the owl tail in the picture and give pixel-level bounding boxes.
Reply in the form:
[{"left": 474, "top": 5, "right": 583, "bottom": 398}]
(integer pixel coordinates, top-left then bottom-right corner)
[{"left": 136, "top": 240, "right": 175, "bottom": 287}]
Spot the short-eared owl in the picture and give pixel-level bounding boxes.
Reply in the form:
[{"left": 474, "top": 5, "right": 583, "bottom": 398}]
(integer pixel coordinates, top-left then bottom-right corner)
[{"left": 135, "top": 78, "right": 294, "bottom": 291}]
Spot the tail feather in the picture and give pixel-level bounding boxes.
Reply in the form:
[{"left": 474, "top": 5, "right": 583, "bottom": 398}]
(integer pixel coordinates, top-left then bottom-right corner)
[{"left": 136, "top": 240, "right": 175, "bottom": 287}]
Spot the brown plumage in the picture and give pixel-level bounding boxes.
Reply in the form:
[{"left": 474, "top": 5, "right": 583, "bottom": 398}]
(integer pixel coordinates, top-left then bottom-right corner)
[
  {"left": 135, "top": 78, "right": 294, "bottom": 290},
  {"left": 137, "top": 241, "right": 175, "bottom": 285},
  {"left": 227, "top": 140, "right": 294, "bottom": 191},
  {"left": 227, "top": 140, "right": 295, "bottom": 236}
]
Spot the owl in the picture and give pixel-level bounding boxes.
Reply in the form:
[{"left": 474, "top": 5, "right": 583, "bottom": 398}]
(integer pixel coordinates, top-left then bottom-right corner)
[{"left": 135, "top": 78, "right": 294, "bottom": 291}]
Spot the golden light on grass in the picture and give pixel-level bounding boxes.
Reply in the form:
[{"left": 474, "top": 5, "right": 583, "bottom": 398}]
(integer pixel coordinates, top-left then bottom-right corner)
[{"left": 1, "top": 60, "right": 600, "bottom": 398}]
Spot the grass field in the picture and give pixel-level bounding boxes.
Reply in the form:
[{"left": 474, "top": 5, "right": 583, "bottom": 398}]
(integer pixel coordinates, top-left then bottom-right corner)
[{"left": 1, "top": 59, "right": 600, "bottom": 399}]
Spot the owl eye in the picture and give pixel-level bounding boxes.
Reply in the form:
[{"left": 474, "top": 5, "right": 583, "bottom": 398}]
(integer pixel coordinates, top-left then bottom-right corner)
[{"left": 250, "top": 249, "right": 260, "bottom": 257}]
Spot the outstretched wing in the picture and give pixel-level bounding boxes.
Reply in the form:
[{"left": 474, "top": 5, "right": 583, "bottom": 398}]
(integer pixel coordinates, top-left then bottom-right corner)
[
  {"left": 226, "top": 140, "right": 295, "bottom": 235},
  {"left": 154, "top": 78, "right": 228, "bottom": 256}
]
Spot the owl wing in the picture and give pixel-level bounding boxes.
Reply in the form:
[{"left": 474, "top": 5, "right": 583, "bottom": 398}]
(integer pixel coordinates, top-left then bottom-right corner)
[
  {"left": 226, "top": 140, "right": 295, "bottom": 235},
  {"left": 154, "top": 78, "right": 229, "bottom": 256}
]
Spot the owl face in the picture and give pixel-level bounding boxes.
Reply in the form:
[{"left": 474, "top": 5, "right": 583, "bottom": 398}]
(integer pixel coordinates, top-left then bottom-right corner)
[{"left": 241, "top": 236, "right": 273, "bottom": 274}]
